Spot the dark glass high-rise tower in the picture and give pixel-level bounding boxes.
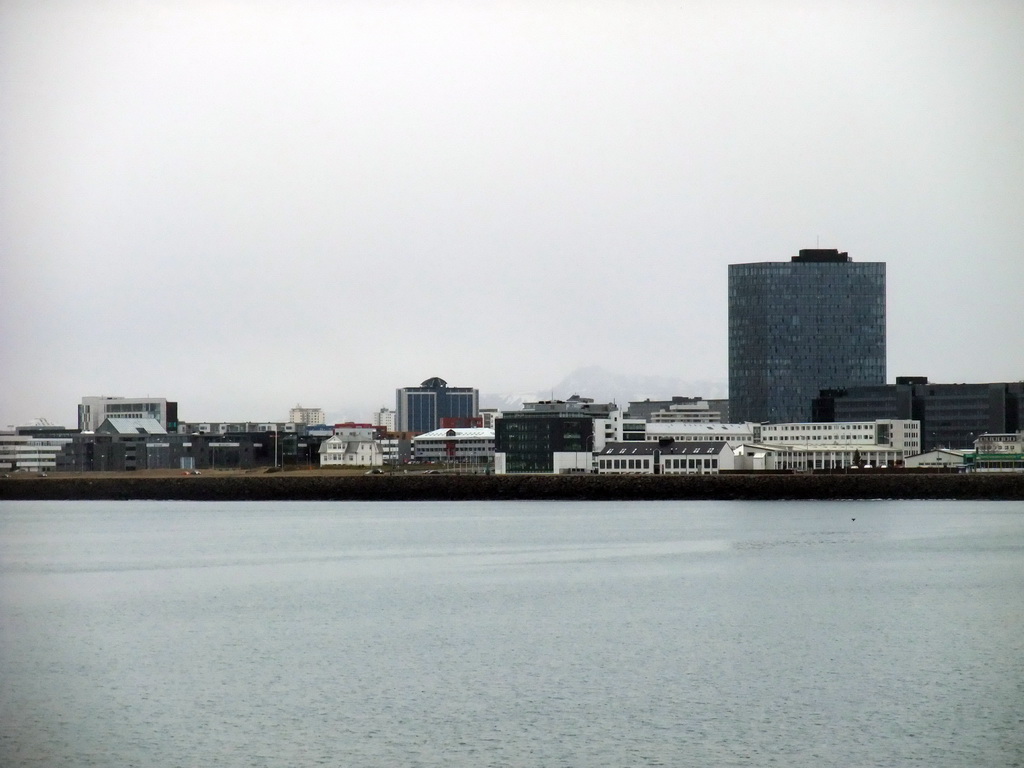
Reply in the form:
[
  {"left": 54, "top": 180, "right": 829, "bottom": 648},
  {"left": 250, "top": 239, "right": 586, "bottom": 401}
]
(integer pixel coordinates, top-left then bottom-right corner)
[{"left": 728, "top": 248, "right": 886, "bottom": 424}]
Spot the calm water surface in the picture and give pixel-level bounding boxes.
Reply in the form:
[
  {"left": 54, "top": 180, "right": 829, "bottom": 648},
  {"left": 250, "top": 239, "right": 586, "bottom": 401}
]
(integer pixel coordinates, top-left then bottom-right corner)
[{"left": 1, "top": 500, "right": 1022, "bottom": 767}]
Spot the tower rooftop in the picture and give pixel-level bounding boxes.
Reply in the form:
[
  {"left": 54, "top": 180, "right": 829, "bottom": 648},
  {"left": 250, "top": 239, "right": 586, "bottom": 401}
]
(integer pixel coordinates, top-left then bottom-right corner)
[{"left": 792, "top": 248, "right": 850, "bottom": 263}]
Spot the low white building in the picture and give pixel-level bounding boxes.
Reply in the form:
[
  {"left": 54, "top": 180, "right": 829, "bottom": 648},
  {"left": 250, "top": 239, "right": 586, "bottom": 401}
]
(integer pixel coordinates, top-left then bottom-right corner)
[
  {"left": 319, "top": 433, "right": 383, "bottom": 467},
  {"left": 733, "top": 443, "right": 909, "bottom": 471},
  {"left": 413, "top": 428, "right": 495, "bottom": 465},
  {"left": 903, "top": 449, "right": 971, "bottom": 470},
  {"left": 596, "top": 440, "right": 733, "bottom": 475},
  {"left": 972, "top": 432, "right": 1024, "bottom": 473},
  {"left": 742, "top": 419, "right": 920, "bottom": 469}
]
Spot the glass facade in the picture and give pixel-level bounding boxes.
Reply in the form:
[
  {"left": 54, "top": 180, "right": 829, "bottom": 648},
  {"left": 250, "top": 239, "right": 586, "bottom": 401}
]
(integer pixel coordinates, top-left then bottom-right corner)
[
  {"left": 821, "top": 381, "right": 1024, "bottom": 451},
  {"left": 396, "top": 378, "right": 479, "bottom": 433},
  {"left": 403, "top": 392, "right": 437, "bottom": 433},
  {"left": 495, "top": 414, "right": 594, "bottom": 474},
  {"left": 728, "top": 253, "right": 886, "bottom": 424}
]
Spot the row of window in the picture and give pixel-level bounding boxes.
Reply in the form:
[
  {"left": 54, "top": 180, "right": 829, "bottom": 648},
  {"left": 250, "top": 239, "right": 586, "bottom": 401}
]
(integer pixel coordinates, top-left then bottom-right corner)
[
  {"left": 417, "top": 442, "right": 494, "bottom": 449},
  {"left": 601, "top": 458, "right": 651, "bottom": 470},
  {"left": 645, "top": 435, "right": 736, "bottom": 441},
  {"left": 665, "top": 458, "right": 718, "bottom": 469},
  {"left": 766, "top": 435, "right": 873, "bottom": 442},
  {"left": 976, "top": 461, "right": 1024, "bottom": 469},
  {"left": 597, "top": 457, "right": 719, "bottom": 470},
  {"left": 107, "top": 403, "right": 161, "bottom": 413}
]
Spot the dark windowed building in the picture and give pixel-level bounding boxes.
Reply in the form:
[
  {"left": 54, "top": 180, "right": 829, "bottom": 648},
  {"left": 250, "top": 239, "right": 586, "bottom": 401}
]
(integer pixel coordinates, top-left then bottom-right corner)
[
  {"left": 495, "top": 413, "right": 595, "bottom": 474},
  {"left": 814, "top": 377, "right": 1023, "bottom": 451},
  {"left": 396, "top": 377, "right": 479, "bottom": 434},
  {"left": 728, "top": 248, "right": 886, "bottom": 424},
  {"left": 494, "top": 397, "right": 612, "bottom": 474}
]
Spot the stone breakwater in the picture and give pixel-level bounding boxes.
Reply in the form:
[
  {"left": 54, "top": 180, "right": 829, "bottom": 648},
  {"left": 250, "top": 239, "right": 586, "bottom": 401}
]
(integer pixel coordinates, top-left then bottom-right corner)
[{"left": 2, "top": 473, "right": 1023, "bottom": 501}]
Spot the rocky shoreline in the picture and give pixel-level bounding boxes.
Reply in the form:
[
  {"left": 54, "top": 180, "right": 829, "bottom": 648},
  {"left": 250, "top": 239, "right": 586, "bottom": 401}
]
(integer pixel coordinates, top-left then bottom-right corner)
[{"left": 2, "top": 473, "right": 1023, "bottom": 501}]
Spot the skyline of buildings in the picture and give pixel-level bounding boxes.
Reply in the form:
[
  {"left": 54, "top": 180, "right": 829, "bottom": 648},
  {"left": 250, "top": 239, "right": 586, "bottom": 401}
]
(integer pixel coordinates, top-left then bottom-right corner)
[
  {"left": 5, "top": 387, "right": 1022, "bottom": 474},
  {"left": 17, "top": 247, "right": 1017, "bottom": 456}
]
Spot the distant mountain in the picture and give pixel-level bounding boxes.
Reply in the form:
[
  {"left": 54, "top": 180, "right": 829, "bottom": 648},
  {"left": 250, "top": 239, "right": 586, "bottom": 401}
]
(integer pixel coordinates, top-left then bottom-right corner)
[{"left": 480, "top": 366, "right": 727, "bottom": 412}]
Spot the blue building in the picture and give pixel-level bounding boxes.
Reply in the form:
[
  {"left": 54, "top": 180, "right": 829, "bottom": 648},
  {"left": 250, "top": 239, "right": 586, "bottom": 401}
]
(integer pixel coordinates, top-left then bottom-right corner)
[
  {"left": 728, "top": 248, "right": 886, "bottom": 424},
  {"left": 395, "top": 377, "right": 479, "bottom": 433}
]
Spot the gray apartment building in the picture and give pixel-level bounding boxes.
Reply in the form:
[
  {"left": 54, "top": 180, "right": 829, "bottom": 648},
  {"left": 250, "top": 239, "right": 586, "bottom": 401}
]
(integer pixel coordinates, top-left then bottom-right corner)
[{"left": 728, "top": 248, "right": 886, "bottom": 424}]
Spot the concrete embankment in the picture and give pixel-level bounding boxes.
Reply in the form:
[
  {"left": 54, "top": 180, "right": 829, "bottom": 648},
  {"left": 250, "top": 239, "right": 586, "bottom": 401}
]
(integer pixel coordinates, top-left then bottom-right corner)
[{"left": 2, "top": 473, "right": 1023, "bottom": 501}]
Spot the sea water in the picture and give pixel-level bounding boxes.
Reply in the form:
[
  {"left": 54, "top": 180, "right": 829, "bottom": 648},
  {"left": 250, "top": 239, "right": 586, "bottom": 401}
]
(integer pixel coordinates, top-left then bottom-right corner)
[{"left": 1, "top": 500, "right": 1022, "bottom": 767}]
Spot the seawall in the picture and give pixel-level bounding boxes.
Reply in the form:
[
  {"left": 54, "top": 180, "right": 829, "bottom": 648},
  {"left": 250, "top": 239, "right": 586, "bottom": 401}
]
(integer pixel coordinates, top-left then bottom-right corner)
[{"left": 2, "top": 473, "right": 1023, "bottom": 502}]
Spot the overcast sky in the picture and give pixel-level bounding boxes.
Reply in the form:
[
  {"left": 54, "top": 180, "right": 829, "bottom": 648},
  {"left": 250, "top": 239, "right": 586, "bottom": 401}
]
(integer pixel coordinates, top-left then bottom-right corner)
[{"left": 2, "top": 0, "right": 1022, "bottom": 426}]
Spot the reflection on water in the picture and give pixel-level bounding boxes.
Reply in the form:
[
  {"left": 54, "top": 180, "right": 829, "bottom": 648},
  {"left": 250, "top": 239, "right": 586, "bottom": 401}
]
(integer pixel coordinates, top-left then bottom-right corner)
[{"left": 1, "top": 500, "right": 1023, "bottom": 767}]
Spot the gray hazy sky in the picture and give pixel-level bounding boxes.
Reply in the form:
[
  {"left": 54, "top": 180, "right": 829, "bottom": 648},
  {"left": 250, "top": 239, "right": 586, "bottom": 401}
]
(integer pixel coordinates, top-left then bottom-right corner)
[{"left": 2, "top": 0, "right": 1022, "bottom": 426}]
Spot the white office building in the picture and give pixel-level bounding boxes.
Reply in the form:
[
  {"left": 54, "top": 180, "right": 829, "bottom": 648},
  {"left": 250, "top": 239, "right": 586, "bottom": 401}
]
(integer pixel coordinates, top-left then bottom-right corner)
[
  {"left": 645, "top": 422, "right": 760, "bottom": 447},
  {"left": 732, "top": 420, "right": 920, "bottom": 471},
  {"left": 413, "top": 428, "right": 495, "bottom": 464},
  {"left": 759, "top": 420, "right": 920, "bottom": 455}
]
